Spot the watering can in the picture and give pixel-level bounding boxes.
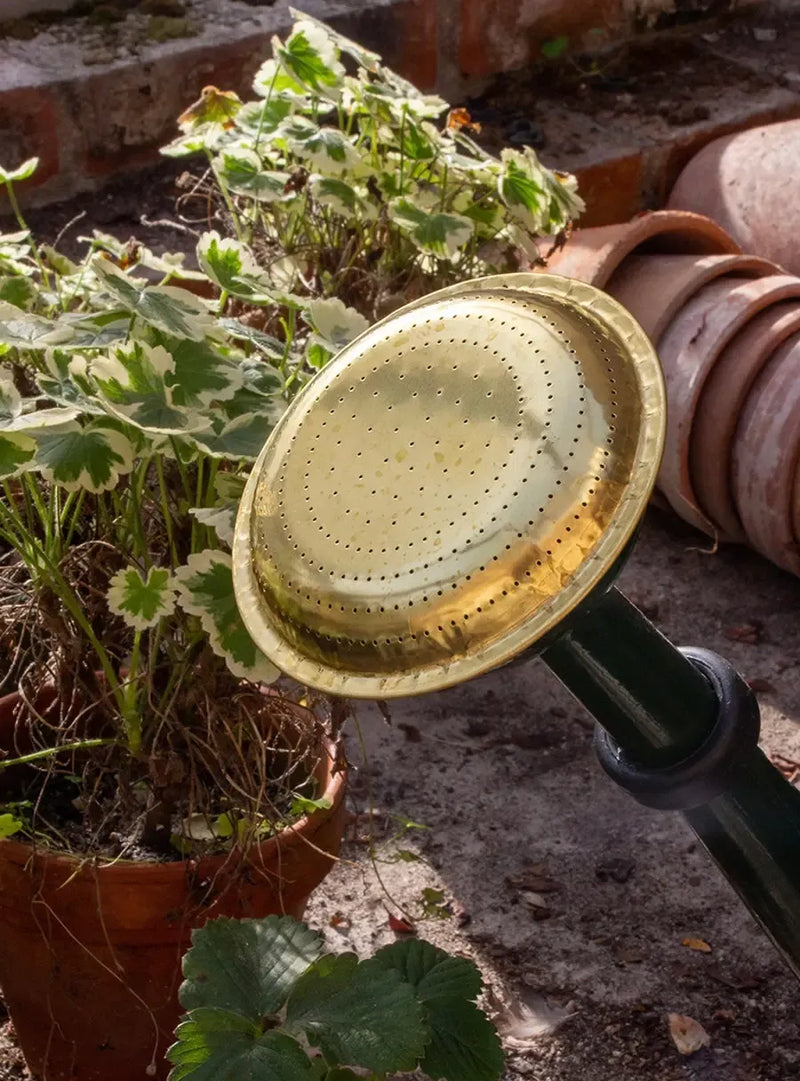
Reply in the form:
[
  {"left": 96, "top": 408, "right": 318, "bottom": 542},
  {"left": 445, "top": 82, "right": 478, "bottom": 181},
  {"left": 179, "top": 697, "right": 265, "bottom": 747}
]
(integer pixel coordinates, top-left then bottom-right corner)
[{"left": 231, "top": 274, "right": 800, "bottom": 978}]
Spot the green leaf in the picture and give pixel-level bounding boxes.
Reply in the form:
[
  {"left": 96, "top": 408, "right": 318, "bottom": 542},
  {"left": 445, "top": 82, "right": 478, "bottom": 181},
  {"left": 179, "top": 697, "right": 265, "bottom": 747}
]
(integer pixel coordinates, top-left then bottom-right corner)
[
  {"left": 214, "top": 149, "right": 292, "bottom": 203},
  {"left": 388, "top": 199, "right": 474, "bottom": 257},
  {"left": 285, "top": 954, "right": 427, "bottom": 1072},
  {"left": 309, "top": 176, "right": 376, "bottom": 220},
  {"left": 196, "top": 232, "right": 274, "bottom": 302},
  {"left": 91, "top": 341, "right": 200, "bottom": 434},
  {"left": 180, "top": 916, "right": 324, "bottom": 1018},
  {"left": 0, "top": 432, "right": 35, "bottom": 477},
  {"left": 0, "top": 303, "right": 74, "bottom": 349},
  {"left": 174, "top": 550, "right": 280, "bottom": 680},
  {"left": 0, "top": 374, "right": 21, "bottom": 425},
  {"left": 178, "top": 87, "right": 241, "bottom": 130},
  {"left": 306, "top": 298, "right": 368, "bottom": 352},
  {"left": 168, "top": 1009, "right": 315, "bottom": 1081},
  {"left": 217, "top": 318, "right": 284, "bottom": 360},
  {"left": 189, "top": 502, "right": 238, "bottom": 546},
  {"left": 236, "top": 97, "right": 293, "bottom": 136},
  {"left": 252, "top": 58, "right": 311, "bottom": 102},
  {"left": 0, "top": 275, "right": 37, "bottom": 310},
  {"left": 288, "top": 9, "right": 381, "bottom": 71},
  {"left": 541, "top": 34, "right": 569, "bottom": 59},
  {"left": 418, "top": 998, "right": 504, "bottom": 1081},
  {"left": 283, "top": 120, "right": 359, "bottom": 174},
  {"left": 36, "top": 349, "right": 99, "bottom": 412},
  {"left": 0, "top": 158, "right": 39, "bottom": 183},
  {"left": 275, "top": 22, "right": 345, "bottom": 98},
  {"left": 189, "top": 407, "right": 280, "bottom": 461},
  {"left": 107, "top": 566, "right": 177, "bottom": 630},
  {"left": 372, "top": 939, "right": 481, "bottom": 1003},
  {"left": 92, "top": 257, "right": 216, "bottom": 341},
  {"left": 290, "top": 795, "right": 332, "bottom": 817},
  {"left": 370, "top": 940, "right": 502, "bottom": 1081},
  {"left": 167, "top": 337, "right": 244, "bottom": 407},
  {"left": 33, "top": 418, "right": 135, "bottom": 492},
  {"left": 0, "top": 813, "right": 23, "bottom": 838},
  {"left": 498, "top": 148, "right": 552, "bottom": 234}
]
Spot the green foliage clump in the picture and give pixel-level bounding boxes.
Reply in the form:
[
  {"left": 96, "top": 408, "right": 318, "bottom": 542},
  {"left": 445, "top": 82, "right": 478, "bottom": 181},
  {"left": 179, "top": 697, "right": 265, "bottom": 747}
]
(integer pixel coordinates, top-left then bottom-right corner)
[{"left": 168, "top": 915, "right": 504, "bottom": 1081}]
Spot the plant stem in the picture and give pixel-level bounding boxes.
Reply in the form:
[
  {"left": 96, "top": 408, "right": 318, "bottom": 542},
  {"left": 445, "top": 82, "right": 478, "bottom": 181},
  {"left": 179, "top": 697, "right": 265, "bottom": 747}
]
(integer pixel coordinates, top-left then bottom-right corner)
[{"left": 0, "top": 739, "right": 116, "bottom": 771}]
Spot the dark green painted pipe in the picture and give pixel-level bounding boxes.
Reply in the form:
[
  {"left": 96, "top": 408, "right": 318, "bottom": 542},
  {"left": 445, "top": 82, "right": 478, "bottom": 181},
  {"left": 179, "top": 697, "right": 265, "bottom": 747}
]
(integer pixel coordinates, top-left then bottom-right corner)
[{"left": 543, "top": 586, "right": 800, "bottom": 980}]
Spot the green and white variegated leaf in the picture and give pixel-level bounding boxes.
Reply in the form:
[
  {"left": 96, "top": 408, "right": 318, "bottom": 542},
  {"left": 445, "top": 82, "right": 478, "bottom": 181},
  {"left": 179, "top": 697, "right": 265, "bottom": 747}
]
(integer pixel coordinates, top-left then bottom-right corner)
[
  {"left": 545, "top": 168, "right": 585, "bottom": 229},
  {"left": 214, "top": 149, "right": 292, "bottom": 203},
  {"left": 90, "top": 341, "right": 202, "bottom": 434},
  {"left": 92, "top": 257, "right": 215, "bottom": 341},
  {"left": 196, "top": 232, "right": 276, "bottom": 303},
  {"left": 388, "top": 198, "right": 474, "bottom": 257},
  {"left": 0, "top": 231, "right": 36, "bottom": 278},
  {"left": 189, "top": 502, "right": 239, "bottom": 547},
  {"left": 289, "top": 7, "right": 381, "bottom": 70},
  {"left": 0, "top": 301, "right": 75, "bottom": 350},
  {"left": 36, "top": 350, "right": 102, "bottom": 413},
  {"left": 107, "top": 565, "right": 177, "bottom": 630},
  {"left": 236, "top": 96, "right": 294, "bottom": 137},
  {"left": 498, "top": 148, "right": 558, "bottom": 234},
  {"left": 273, "top": 20, "right": 345, "bottom": 99},
  {"left": 306, "top": 297, "right": 368, "bottom": 352},
  {"left": 309, "top": 175, "right": 376, "bottom": 220},
  {"left": 0, "top": 374, "right": 21, "bottom": 425},
  {"left": 284, "top": 121, "right": 360, "bottom": 174},
  {"left": 160, "top": 123, "right": 233, "bottom": 158},
  {"left": 252, "top": 57, "right": 313, "bottom": 103},
  {"left": 217, "top": 318, "right": 284, "bottom": 360},
  {"left": 238, "top": 357, "right": 283, "bottom": 398},
  {"left": 174, "top": 550, "right": 280, "bottom": 682},
  {"left": 166, "top": 337, "right": 244, "bottom": 408},
  {"left": 0, "top": 158, "right": 38, "bottom": 184},
  {"left": 33, "top": 417, "right": 136, "bottom": 492},
  {"left": 189, "top": 404, "right": 281, "bottom": 461},
  {"left": 0, "top": 274, "right": 37, "bottom": 310},
  {"left": 1, "top": 406, "right": 80, "bottom": 432},
  {"left": 57, "top": 312, "right": 132, "bottom": 350},
  {"left": 0, "top": 431, "right": 35, "bottom": 477}
]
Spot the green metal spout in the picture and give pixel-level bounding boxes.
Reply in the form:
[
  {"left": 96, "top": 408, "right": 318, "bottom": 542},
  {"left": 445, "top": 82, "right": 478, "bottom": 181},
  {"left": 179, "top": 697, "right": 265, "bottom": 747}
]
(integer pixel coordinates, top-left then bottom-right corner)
[{"left": 543, "top": 586, "right": 800, "bottom": 981}]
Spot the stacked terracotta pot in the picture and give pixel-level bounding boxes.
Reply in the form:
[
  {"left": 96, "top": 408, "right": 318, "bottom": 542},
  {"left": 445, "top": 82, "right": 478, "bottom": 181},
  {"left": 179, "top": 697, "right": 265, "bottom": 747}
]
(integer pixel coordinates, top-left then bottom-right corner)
[{"left": 545, "top": 204, "right": 800, "bottom": 577}]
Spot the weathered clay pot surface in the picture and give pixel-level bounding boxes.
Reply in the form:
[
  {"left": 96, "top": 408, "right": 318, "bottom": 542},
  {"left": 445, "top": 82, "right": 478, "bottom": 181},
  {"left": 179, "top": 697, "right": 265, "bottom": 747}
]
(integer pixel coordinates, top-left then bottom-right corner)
[
  {"left": 656, "top": 274, "right": 800, "bottom": 537},
  {"left": 732, "top": 332, "right": 800, "bottom": 575},
  {"left": 0, "top": 695, "right": 347, "bottom": 1081},
  {"left": 543, "top": 210, "right": 739, "bottom": 288},
  {"left": 690, "top": 301, "right": 800, "bottom": 542},
  {"left": 668, "top": 119, "right": 800, "bottom": 275},
  {"left": 605, "top": 252, "right": 778, "bottom": 343}
]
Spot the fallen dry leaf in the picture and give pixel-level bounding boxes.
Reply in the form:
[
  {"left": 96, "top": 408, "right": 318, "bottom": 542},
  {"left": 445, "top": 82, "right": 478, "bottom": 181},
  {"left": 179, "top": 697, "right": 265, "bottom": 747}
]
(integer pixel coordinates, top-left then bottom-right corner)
[
  {"left": 397, "top": 723, "right": 422, "bottom": 742},
  {"left": 668, "top": 1013, "right": 711, "bottom": 1055},
  {"left": 506, "top": 862, "right": 561, "bottom": 894},
  {"left": 770, "top": 753, "right": 800, "bottom": 784},
  {"left": 388, "top": 913, "right": 416, "bottom": 935},
  {"left": 329, "top": 912, "right": 351, "bottom": 930},
  {"left": 747, "top": 677, "right": 776, "bottom": 693},
  {"left": 682, "top": 937, "right": 712, "bottom": 953}
]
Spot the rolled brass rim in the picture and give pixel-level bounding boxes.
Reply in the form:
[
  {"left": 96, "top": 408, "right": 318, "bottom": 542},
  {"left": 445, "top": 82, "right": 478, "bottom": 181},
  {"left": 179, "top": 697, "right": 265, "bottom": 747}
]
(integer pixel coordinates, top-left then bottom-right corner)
[{"left": 233, "top": 274, "right": 666, "bottom": 698}]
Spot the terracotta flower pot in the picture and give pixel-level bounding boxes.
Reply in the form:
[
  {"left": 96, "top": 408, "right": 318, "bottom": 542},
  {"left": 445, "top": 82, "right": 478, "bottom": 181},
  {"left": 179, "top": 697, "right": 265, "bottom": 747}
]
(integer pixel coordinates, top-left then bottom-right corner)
[
  {"left": 690, "top": 301, "right": 800, "bottom": 542},
  {"left": 543, "top": 209, "right": 739, "bottom": 289},
  {"left": 604, "top": 252, "right": 779, "bottom": 344},
  {"left": 732, "top": 332, "right": 800, "bottom": 576},
  {"left": 0, "top": 691, "right": 347, "bottom": 1081},
  {"left": 668, "top": 119, "right": 800, "bottom": 275},
  {"left": 656, "top": 274, "right": 800, "bottom": 537}
]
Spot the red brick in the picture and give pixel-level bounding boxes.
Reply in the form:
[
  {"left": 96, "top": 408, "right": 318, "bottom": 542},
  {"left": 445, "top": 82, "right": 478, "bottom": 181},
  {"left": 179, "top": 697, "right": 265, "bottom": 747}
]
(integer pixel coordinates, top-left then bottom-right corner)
[
  {"left": 0, "top": 86, "right": 59, "bottom": 196},
  {"left": 573, "top": 152, "right": 644, "bottom": 227},
  {"left": 461, "top": 0, "right": 624, "bottom": 78},
  {"left": 334, "top": 0, "right": 438, "bottom": 90}
]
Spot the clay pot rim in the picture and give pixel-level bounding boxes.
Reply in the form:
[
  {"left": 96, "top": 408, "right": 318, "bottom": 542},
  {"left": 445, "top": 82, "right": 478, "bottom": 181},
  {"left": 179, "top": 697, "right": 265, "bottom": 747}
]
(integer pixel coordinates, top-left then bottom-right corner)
[
  {"left": 690, "top": 300, "right": 800, "bottom": 543},
  {"left": 0, "top": 688, "right": 346, "bottom": 880},
  {"left": 545, "top": 209, "right": 740, "bottom": 289},
  {"left": 606, "top": 252, "right": 781, "bottom": 344},
  {"left": 657, "top": 273, "right": 800, "bottom": 536}
]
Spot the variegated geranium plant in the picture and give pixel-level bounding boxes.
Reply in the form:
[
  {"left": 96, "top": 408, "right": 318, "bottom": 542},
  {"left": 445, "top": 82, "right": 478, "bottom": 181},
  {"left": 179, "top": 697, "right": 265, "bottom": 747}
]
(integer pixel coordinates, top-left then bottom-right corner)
[
  {"left": 0, "top": 162, "right": 353, "bottom": 856},
  {"left": 0, "top": 11, "right": 581, "bottom": 856}
]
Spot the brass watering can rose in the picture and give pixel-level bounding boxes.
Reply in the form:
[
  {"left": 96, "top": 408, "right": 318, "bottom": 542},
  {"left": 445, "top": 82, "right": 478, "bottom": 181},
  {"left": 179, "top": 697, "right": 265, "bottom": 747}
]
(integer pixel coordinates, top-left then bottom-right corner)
[{"left": 233, "top": 274, "right": 665, "bottom": 697}]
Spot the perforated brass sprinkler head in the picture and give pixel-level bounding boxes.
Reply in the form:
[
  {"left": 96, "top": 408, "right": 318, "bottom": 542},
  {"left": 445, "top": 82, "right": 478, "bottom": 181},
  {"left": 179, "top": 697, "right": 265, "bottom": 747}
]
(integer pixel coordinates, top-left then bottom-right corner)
[{"left": 232, "top": 274, "right": 665, "bottom": 696}]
